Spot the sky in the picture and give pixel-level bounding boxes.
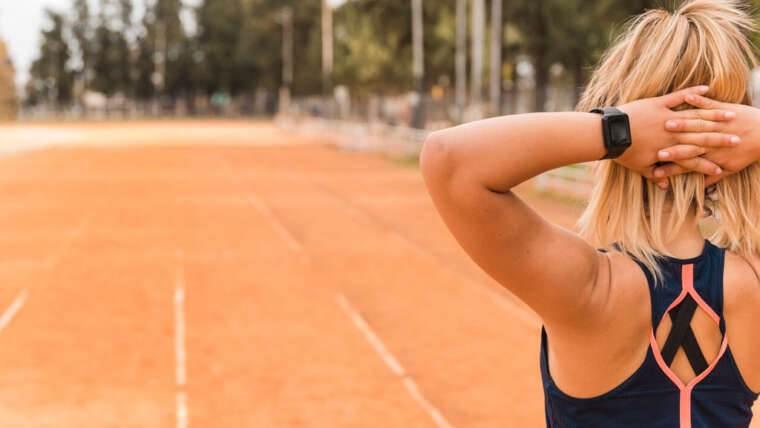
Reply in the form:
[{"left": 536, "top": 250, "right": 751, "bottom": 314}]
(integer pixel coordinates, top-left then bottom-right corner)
[{"left": 0, "top": 0, "right": 346, "bottom": 90}]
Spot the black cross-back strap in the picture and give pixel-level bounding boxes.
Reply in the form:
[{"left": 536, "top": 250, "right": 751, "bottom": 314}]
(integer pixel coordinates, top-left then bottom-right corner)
[{"left": 660, "top": 295, "right": 709, "bottom": 374}]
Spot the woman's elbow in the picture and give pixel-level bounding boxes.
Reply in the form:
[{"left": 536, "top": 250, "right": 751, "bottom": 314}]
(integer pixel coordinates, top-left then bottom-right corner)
[{"left": 420, "top": 130, "right": 456, "bottom": 189}]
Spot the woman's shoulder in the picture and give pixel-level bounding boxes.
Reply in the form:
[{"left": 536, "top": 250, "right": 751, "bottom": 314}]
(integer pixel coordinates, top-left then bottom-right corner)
[
  {"left": 723, "top": 251, "right": 760, "bottom": 306},
  {"left": 722, "top": 251, "right": 760, "bottom": 393}
]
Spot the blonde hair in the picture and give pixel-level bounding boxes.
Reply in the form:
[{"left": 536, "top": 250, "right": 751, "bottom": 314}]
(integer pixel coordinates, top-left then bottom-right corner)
[{"left": 576, "top": 0, "right": 760, "bottom": 282}]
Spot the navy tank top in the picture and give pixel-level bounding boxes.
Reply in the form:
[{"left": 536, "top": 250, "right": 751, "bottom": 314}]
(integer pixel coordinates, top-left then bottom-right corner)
[{"left": 540, "top": 239, "right": 758, "bottom": 427}]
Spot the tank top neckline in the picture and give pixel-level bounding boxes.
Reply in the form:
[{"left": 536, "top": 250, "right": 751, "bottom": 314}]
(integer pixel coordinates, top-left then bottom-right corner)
[{"left": 658, "top": 238, "right": 712, "bottom": 265}]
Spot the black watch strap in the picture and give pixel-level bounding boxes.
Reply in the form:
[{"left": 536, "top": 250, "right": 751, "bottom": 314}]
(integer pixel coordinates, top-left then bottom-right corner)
[{"left": 590, "top": 107, "right": 631, "bottom": 160}]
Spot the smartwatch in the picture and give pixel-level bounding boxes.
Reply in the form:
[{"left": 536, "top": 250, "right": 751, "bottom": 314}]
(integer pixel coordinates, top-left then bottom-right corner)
[{"left": 590, "top": 107, "right": 632, "bottom": 160}]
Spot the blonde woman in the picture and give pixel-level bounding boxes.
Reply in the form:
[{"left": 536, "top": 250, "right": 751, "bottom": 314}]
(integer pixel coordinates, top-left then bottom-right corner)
[{"left": 421, "top": 1, "right": 760, "bottom": 426}]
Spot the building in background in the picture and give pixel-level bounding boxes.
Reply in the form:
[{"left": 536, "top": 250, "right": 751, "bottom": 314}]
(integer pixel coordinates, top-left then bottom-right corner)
[{"left": 0, "top": 39, "right": 17, "bottom": 121}]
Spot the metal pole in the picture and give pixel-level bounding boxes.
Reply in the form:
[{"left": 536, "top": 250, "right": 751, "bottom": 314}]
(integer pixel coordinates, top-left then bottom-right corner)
[
  {"left": 153, "top": 20, "right": 166, "bottom": 115},
  {"left": 455, "top": 0, "right": 467, "bottom": 121},
  {"left": 279, "top": 7, "right": 293, "bottom": 113},
  {"left": 489, "top": 0, "right": 502, "bottom": 116},
  {"left": 411, "top": 0, "right": 425, "bottom": 128},
  {"left": 321, "top": 0, "right": 333, "bottom": 95},
  {"left": 471, "top": 0, "right": 484, "bottom": 119}
]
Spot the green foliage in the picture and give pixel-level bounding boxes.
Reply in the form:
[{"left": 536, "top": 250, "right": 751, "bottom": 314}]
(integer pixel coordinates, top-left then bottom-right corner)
[
  {"left": 22, "top": 0, "right": 760, "bottom": 111},
  {"left": 333, "top": 0, "right": 456, "bottom": 94},
  {"left": 26, "top": 10, "right": 74, "bottom": 106}
]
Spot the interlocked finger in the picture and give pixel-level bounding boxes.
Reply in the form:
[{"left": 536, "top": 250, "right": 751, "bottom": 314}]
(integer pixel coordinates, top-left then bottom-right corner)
[
  {"left": 664, "top": 118, "right": 721, "bottom": 133},
  {"left": 669, "top": 132, "right": 739, "bottom": 149},
  {"left": 657, "top": 144, "right": 707, "bottom": 162},
  {"left": 675, "top": 108, "right": 735, "bottom": 122},
  {"left": 652, "top": 163, "right": 690, "bottom": 179},
  {"left": 672, "top": 157, "right": 722, "bottom": 176},
  {"left": 682, "top": 94, "right": 726, "bottom": 111}
]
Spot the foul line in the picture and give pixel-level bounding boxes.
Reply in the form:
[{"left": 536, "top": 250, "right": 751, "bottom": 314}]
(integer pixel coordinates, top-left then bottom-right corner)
[
  {"left": 248, "top": 194, "right": 309, "bottom": 264},
  {"left": 174, "top": 249, "right": 189, "bottom": 428},
  {"left": 336, "top": 294, "right": 455, "bottom": 428}
]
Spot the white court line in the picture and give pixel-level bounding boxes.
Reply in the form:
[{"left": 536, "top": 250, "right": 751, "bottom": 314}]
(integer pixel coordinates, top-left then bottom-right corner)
[
  {"left": 0, "top": 217, "right": 90, "bottom": 340},
  {"left": 248, "top": 194, "right": 310, "bottom": 264},
  {"left": 336, "top": 294, "right": 455, "bottom": 428},
  {"left": 319, "top": 186, "right": 536, "bottom": 327},
  {"left": 0, "top": 290, "right": 28, "bottom": 335},
  {"left": 44, "top": 217, "right": 89, "bottom": 270},
  {"left": 176, "top": 392, "right": 188, "bottom": 428},
  {"left": 174, "top": 250, "right": 187, "bottom": 387},
  {"left": 174, "top": 250, "right": 189, "bottom": 428}
]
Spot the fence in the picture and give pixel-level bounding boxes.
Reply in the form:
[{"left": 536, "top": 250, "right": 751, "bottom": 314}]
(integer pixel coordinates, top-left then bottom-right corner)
[{"left": 277, "top": 113, "right": 594, "bottom": 201}]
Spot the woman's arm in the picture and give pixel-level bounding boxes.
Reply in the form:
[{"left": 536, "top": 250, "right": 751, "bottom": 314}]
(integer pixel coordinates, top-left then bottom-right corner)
[{"left": 421, "top": 86, "right": 736, "bottom": 328}]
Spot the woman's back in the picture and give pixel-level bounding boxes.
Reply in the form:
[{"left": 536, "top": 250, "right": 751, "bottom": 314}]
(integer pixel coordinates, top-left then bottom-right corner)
[
  {"left": 419, "top": 0, "right": 760, "bottom": 425},
  {"left": 541, "top": 240, "right": 760, "bottom": 427}
]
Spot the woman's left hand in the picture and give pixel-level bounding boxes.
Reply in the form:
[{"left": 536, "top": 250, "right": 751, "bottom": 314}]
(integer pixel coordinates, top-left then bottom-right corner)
[{"left": 653, "top": 94, "right": 760, "bottom": 188}]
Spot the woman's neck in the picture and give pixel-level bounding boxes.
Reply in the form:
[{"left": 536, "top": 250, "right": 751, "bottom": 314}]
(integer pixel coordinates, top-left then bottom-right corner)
[{"left": 662, "top": 212, "right": 705, "bottom": 259}]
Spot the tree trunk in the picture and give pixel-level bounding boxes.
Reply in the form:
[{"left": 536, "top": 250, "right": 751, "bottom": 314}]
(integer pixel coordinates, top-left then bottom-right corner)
[
  {"left": 471, "top": 0, "right": 485, "bottom": 117},
  {"left": 572, "top": 60, "right": 583, "bottom": 109},
  {"left": 533, "top": 0, "right": 547, "bottom": 112},
  {"left": 455, "top": 0, "right": 467, "bottom": 120},
  {"left": 321, "top": 0, "right": 333, "bottom": 95},
  {"left": 489, "top": 0, "right": 502, "bottom": 116},
  {"left": 411, "top": 0, "right": 425, "bottom": 128}
]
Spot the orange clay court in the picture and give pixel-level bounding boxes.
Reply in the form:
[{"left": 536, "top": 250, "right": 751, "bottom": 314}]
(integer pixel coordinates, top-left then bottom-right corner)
[{"left": 0, "top": 120, "right": 758, "bottom": 428}]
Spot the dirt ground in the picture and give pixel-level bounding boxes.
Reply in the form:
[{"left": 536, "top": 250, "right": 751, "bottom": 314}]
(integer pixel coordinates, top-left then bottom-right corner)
[{"left": 0, "top": 120, "right": 756, "bottom": 427}]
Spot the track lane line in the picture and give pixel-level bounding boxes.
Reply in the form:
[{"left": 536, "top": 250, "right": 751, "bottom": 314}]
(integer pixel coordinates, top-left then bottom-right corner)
[
  {"left": 336, "top": 293, "right": 455, "bottom": 428},
  {"left": 248, "top": 194, "right": 310, "bottom": 265},
  {"left": 315, "top": 182, "right": 536, "bottom": 327},
  {"left": 175, "top": 249, "right": 189, "bottom": 428},
  {"left": 0, "top": 290, "right": 28, "bottom": 335},
  {"left": 0, "top": 216, "right": 90, "bottom": 340},
  {"left": 44, "top": 217, "right": 89, "bottom": 270}
]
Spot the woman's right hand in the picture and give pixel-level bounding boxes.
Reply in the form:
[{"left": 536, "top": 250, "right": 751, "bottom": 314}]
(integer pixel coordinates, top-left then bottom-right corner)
[
  {"left": 615, "top": 86, "right": 739, "bottom": 181},
  {"left": 653, "top": 94, "right": 760, "bottom": 187}
]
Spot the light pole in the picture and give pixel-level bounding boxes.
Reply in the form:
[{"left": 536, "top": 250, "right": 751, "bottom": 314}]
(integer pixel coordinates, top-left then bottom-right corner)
[
  {"left": 455, "top": 0, "right": 467, "bottom": 121},
  {"left": 471, "top": 0, "right": 485, "bottom": 119},
  {"left": 411, "top": 0, "right": 425, "bottom": 128},
  {"left": 489, "top": 0, "right": 502, "bottom": 117},
  {"left": 321, "top": 0, "right": 333, "bottom": 95},
  {"left": 278, "top": 7, "right": 294, "bottom": 113}
]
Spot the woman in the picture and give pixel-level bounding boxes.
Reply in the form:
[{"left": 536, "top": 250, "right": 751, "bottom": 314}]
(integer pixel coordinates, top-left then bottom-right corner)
[{"left": 421, "top": 1, "right": 760, "bottom": 427}]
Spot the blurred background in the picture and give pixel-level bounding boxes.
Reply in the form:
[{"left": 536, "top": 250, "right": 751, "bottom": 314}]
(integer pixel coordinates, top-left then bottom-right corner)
[
  {"left": 8, "top": 0, "right": 760, "bottom": 124},
  {"left": 2, "top": 1, "right": 760, "bottom": 427}
]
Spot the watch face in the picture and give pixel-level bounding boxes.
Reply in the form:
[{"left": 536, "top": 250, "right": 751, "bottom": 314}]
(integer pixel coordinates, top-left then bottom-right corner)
[{"left": 608, "top": 116, "right": 631, "bottom": 147}]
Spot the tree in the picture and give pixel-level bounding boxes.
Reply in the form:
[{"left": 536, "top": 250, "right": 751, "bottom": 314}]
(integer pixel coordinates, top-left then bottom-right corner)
[
  {"left": 332, "top": 0, "right": 455, "bottom": 95},
  {"left": 143, "top": 0, "right": 187, "bottom": 100},
  {"left": 26, "top": 10, "right": 74, "bottom": 108},
  {"left": 0, "top": 39, "right": 17, "bottom": 120},
  {"left": 72, "top": 0, "right": 93, "bottom": 93}
]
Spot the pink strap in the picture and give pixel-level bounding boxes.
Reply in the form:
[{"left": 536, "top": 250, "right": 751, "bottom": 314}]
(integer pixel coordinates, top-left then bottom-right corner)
[{"left": 649, "top": 264, "right": 728, "bottom": 428}]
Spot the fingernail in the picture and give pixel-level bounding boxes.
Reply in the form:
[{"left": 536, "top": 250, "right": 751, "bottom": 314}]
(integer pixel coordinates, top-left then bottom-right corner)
[
  {"left": 725, "top": 111, "right": 736, "bottom": 119},
  {"left": 666, "top": 120, "right": 677, "bottom": 129},
  {"left": 655, "top": 169, "right": 665, "bottom": 178},
  {"left": 687, "top": 95, "right": 696, "bottom": 102},
  {"left": 731, "top": 136, "right": 741, "bottom": 144},
  {"left": 700, "top": 85, "right": 710, "bottom": 92},
  {"left": 715, "top": 167, "right": 723, "bottom": 174},
  {"left": 658, "top": 150, "right": 671, "bottom": 159}
]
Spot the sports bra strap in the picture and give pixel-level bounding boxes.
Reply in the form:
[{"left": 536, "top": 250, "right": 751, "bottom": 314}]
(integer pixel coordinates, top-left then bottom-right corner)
[{"left": 660, "top": 294, "right": 708, "bottom": 374}]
